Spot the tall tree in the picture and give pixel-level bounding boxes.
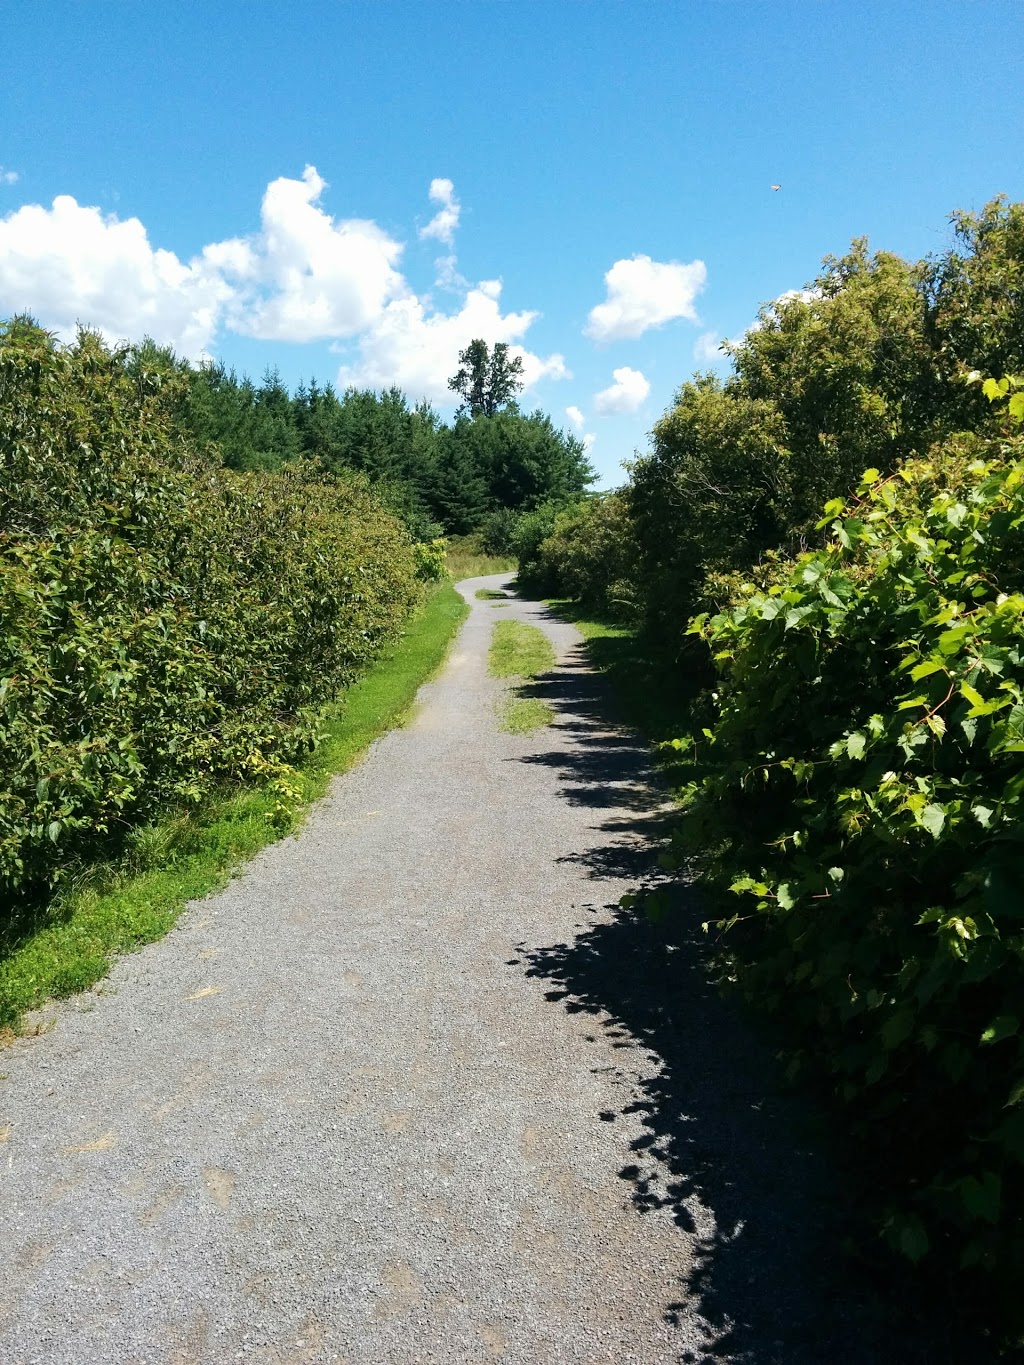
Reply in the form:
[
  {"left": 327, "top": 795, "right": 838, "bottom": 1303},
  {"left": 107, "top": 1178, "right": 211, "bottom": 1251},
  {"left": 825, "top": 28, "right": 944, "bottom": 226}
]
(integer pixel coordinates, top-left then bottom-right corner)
[{"left": 448, "top": 339, "right": 525, "bottom": 417}]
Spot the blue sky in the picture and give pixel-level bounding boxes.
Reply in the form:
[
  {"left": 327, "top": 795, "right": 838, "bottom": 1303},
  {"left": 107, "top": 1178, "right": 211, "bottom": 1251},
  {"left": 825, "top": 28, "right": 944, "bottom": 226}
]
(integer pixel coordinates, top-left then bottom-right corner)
[{"left": 2, "top": 1, "right": 1022, "bottom": 487}]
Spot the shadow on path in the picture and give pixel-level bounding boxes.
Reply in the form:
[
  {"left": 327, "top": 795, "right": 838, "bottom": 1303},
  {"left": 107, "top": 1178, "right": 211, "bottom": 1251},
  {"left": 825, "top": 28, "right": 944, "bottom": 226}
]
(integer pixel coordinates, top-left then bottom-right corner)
[{"left": 512, "top": 645, "right": 992, "bottom": 1364}]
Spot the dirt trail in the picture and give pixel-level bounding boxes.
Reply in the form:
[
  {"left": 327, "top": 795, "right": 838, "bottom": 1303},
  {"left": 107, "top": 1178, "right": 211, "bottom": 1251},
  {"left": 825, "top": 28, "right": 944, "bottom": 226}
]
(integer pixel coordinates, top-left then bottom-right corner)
[{"left": 0, "top": 578, "right": 924, "bottom": 1363}]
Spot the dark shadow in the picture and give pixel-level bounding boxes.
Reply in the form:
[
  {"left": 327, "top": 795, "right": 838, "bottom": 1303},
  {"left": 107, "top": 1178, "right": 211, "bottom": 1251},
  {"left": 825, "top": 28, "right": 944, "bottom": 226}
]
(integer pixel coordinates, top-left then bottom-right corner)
[{"left": 511, "top": 627, "right": 997, "bottom": 1363}]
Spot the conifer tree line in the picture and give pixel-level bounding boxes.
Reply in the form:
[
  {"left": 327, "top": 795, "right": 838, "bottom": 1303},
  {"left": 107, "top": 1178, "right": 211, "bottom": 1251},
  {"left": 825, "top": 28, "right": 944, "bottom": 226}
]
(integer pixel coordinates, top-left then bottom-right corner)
[{"left": 137, "top": 337, "right": 593, "bottom": 542}]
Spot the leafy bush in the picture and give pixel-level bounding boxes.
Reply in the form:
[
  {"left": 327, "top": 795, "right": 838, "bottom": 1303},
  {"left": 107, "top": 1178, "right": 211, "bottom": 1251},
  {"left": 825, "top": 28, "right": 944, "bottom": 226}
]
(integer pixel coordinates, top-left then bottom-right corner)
[
  {"left": 413, "top": 536, "right": 448, "bottom": 582},
  {"left": 511, "top": 502, "right": 566, "bottom": 595},
  {"left": 1, "top": 324, "right": 419, "bottom": 896},
  {"left": 529, "top": 494, "right": 636, "bottom": 616},
  {"left": 673, "top": 418, "right": 1024, "bottom": 1277}
]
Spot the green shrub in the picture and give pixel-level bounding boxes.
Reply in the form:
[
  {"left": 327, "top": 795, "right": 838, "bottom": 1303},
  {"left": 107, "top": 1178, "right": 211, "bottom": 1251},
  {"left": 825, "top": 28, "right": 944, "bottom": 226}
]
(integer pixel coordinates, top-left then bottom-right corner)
[
  {"left": 0, "top": 324, "right": 419, "bottom": 897},
  {"left": 673, "top": 421, "right": 1024, "bottom": 1277},
  {"left": 511, "top": 501, "right": 565, "bottom": 594},
  {"left": 530, "top": 494, "right": 635, "bottom": 616},
  {"left": 413, "top": 536, "right": 448, "bottom": 582}
]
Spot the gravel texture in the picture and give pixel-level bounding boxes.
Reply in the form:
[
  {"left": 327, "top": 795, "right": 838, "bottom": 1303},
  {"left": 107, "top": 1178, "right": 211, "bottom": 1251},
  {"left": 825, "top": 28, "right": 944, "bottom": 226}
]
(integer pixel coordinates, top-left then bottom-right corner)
[{"left": 0, "top": 578, "right": 953, "bottom": 1363}]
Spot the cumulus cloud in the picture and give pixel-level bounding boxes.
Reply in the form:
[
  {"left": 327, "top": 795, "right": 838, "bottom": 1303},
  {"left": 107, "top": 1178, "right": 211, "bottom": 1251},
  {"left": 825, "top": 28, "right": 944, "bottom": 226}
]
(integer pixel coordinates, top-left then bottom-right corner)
[
  {"left": 0, "top": 167, "right": 563, "bottom": 395},
  {"left": 582, "top": 432, "right": 596, "bottom": 451},
  {"left": 0, "top": 166, "right": 411, "bottom": 356},
  {"left": 594, "top": 366, "right": 650, "bottom": 416},
  {"left": 0, "top": 167, "right": 18, "bottom": 185},
  {"left": 337, "top": 278, "right": 567, "bottom": 405},
  {"left": 419, "top": 177, "right": 460, "bottom": 246},
  {"left": 0, "top": 194, "right": 235, "bottom": 356},
  {"left": 229, "top": 165, "right": 408, "bottom": 342},
  {"left": 693, "top": 330, "right": 724, "bottom": 362},
  {"left": 565, "top": 404, "right": 585, "bottom": 430},
  {"left": 586, "top": 254, "right": 706, "bottom": 342}
]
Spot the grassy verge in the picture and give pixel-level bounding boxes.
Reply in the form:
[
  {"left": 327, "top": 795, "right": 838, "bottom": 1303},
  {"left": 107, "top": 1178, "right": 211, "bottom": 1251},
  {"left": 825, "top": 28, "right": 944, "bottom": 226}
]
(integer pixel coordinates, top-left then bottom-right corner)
[
  {"left": 488, "top": 619, "right": 557, "bottom": 733},
  {"left": 543, "top": 599, "right": 709, "bottom": 787},
  {"left": 0, "top": 583, "right": 468, "bottom": 1034},
  {"left": 475, "top": 587, "right": 508, "bottom": 601},
  {"left": 446, "top": 534, "right": 517, "bottom": 580},
  {"left": 542, "top": 601, "right": 688, "bottom": 739}
]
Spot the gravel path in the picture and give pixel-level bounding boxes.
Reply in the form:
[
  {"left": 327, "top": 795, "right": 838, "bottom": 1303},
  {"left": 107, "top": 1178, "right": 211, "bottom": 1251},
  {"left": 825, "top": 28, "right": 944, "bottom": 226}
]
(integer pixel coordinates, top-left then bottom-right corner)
[{"left": 0, "top": 578, "right": 941, "bottom": 1363}]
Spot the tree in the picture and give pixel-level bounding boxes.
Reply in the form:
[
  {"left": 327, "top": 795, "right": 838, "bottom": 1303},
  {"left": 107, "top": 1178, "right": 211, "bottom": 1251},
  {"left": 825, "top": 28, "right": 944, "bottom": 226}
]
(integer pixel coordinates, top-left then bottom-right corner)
[{"left": 447, "top": 339, "right": 525, "bottom": 417}]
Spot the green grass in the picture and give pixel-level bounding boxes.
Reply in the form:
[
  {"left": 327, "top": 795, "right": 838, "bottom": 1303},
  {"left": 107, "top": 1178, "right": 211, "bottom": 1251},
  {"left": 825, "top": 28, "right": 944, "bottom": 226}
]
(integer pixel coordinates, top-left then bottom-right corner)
[
  {"left": 475, "top": 587, "right": 508, "bottom": 601},
  {"left": 445, "top": 534, "right": 517, "bottom": 581},
  {"left": 0, "top": 583, "right": 469, "bottom": 1034},
  {"left": 542, "top": 600, "right": 695, "bottom": 741},
  {"left": 497, "top": 696, "right": 554, "bottom": 734},
  {"left": 543, "top": 599, "right": 710, "bottom": 790},
  {"left": 488, "top": 619, "right": 558, "bottom": 735},
  {"left": 488, "top": 619, "right": 557, "bottom": 679}
]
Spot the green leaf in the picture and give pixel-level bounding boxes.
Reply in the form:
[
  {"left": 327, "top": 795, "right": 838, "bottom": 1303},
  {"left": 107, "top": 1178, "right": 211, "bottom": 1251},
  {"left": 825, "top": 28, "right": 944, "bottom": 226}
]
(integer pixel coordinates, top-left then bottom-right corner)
[
  {"left": 846, "top": 732, "right": 867, "bottom": 760},
  {"left": 919, "top": 804, "right": 946, "bottom": 838},
  {"left": 881, "top": 1007, "right": 915, "bottom": 1051},
  {"left": 898, "top": 1218, "right": 930, "bottom": 1262},
  {"left": 981, "top": 1015, "right": 1018, "bottom": 1045},
  {"left": 898, "top": 695, "right": 927, "bottom": 711},
  {"left": 910, "top": 659, "right": 946, "bottom": 682},
  {"left": 729, "top": 877, "right": 757, "bottom": 894},
  {"left": 958, "top": 1172, "right": 1001, "bottom": 1224},
  {"left": 960, "top": 681, "right": 986, "bottom": 709},
  {"left": 776, "top": 882, "right": 796, "bottom": 910},
  {"left": 938, "top": 624, "right": 972, "bottom": 655}
]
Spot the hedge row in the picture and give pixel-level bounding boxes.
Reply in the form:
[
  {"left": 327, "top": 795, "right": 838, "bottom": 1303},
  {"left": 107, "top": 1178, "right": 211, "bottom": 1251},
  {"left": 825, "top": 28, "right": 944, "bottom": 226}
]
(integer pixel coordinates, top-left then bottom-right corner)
[
  {"left": 1, "top": 323, "right": 420, "bottom": 895},
  {"left": 672, "top": 423, "right": 1024, "bottom": 1276}
]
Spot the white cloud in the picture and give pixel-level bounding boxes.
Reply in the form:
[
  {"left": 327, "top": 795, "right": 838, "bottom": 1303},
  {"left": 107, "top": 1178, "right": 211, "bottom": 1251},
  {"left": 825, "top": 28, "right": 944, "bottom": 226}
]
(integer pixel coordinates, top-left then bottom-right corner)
[
  {"left": 0, "top": 167, "right": 564, "bottom": 397},
  {"left": 0, "top": 193, "right": 235, "bottom": 356},
  {"left": 516, "top": 346, "right": 569, "bottom": 391},
  {"left": 594, "top": 366, "right": 650, "bottom": 416},
  {"left": 337, "top": 278, "right": 567, "bottom": 405},
  {"left": 582, "top": 432, "right": 596, "bottom": 451},
  {"left": 565, "top": 404, "right": 585, "bottom": 430},
  {"left": 229, "top": 165, "right": 408, "bottom": 342},
  {"left": 0, "top": 166, "right": 408, "bottom": 356},
  {"left": 775, "top": 287, "right": 818, "bottom": 307},
  {"left": 0, "top": 168, "right": 18, "bottom": 186},
  {"left": 419, "top": 177, "right": 460, "bottom": 247},
  {"left": 586, "top": 254, "right": 706, "bottom": 342},
  {"left": 433, "top": 253, "right": 467, "bottom": 290},
  {"left": 693, "top": 330, "right": 723, "bottom": 362}
]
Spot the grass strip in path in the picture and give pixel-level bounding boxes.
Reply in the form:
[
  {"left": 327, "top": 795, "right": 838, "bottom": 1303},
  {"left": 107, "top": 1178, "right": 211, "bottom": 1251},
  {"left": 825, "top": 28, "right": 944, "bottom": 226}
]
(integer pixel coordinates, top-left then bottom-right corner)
[
  {"left": 489, "top": 619, "right": 556, "bottom": 678},
  {"left": 0, "top": 584, "right": 469, "bottom": 1034},
  {"left": 488, "top": 619, "right": 557, "bottom": 733}
]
